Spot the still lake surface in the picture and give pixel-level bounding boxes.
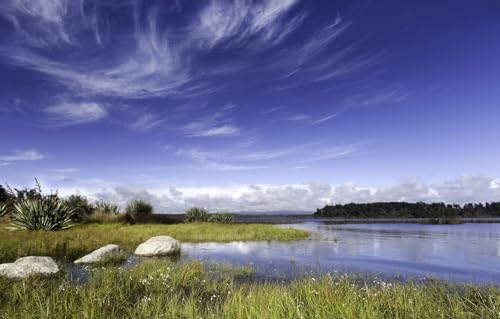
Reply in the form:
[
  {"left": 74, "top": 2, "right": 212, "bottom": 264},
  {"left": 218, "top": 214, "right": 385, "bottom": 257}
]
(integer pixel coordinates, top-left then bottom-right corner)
[{"left": 174, "top": 221, "right": 500, "bottom": 284}]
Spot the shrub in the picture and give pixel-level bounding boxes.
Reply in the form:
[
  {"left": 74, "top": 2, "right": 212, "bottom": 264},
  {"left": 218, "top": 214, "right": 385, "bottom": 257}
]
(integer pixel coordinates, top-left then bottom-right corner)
[
  {"left": 94, "top": 201, "right": 120, "bottom": 215},
  {"left": 64, "top": 195, "right": 94, "bottom": 221},
  {"left": 208, "top": 213, "right": 234, "bottom": 224},
  {"left": 125, "top": 199, "right": 153, "bottom": 224},
  {"left": 185, "top": 207, "right": 210, "bottom": 222},
  {"left": 9, "top": 197, "right": 75, "bottom": 231}
]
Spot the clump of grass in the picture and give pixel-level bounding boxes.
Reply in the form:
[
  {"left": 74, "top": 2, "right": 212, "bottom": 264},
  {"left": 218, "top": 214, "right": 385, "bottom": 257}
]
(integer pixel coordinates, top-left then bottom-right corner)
[
  {"left": 94, "top": 201, "right": 120, "bottom": 214},
  {"left": 0, "top": 223, "right": 309, "bottom": 263},
  {"left": 185, "top": 207, "right": 210, "bottom": 222},
  {"left": 208, "top": 212, "right": 234, "bottom": 224},
  {"left": 82, "top": 210, "right": 127, "bottom": 224},
  {"left": 125, "top": 200, "right": 153, "bottom": 224},
  {"left": 0, "top": 260, "right": 498, "bottom": 319},
  {"left": 83, "top": 201, "right": 124, "bottom": 224}
]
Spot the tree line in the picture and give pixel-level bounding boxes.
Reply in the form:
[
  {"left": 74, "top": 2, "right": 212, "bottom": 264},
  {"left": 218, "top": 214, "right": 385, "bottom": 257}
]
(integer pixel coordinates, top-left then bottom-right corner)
[{"left": 314, "top": 201, "right": 500, "bottom": 218}]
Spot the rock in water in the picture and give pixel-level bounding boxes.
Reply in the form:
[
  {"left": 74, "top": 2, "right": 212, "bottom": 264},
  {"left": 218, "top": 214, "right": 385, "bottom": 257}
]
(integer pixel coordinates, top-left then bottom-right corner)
[
  {"left": 0, "top": 256, "right": 59, "bottom": 279},
  {"left": 74, "top": 244, "right": 121, "bottom": 264},
  {"left": 134, "top": 236, "right": 181, "bottom": 256}
]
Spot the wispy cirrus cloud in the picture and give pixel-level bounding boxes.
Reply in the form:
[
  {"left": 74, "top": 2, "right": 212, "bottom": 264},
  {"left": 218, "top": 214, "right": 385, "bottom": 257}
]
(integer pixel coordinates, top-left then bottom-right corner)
[
  {"left": 175, "top": 141, "right": 361, "bottom": 170},
  {"left": 189, "top": 0, "right": 300, "bottom": 50},
  {"left": 181, "top": 104, "right": 241, "bottom": 137},
  {"left": 348, "top": 87, "right": 410, "bottom": 107},
  {"left": 193, "top": 124, "right": 240, "bottom": 137},
  {"left": 44, "top": 102, "right": 107, "bottom": 126},
  {"left": 306, "top": 112, "right": 340, "bottom": 126},
  {"left": 1, "top": 0, "right": 72, "bottom": 47},
  {"left": 128, "top": 112, "right": 165, "bottom": 132},
  {"left": 175, "top": 148, "right": 266, "bottom": 171},
  {"left": 0, "top": 149, "right": 46, "bottom": 161},
  {"left": 0, "top": 0, "right": 368, "bottom": 103},
  {"left": 295, "top": 144, "right": 359, "bottom": 164}
]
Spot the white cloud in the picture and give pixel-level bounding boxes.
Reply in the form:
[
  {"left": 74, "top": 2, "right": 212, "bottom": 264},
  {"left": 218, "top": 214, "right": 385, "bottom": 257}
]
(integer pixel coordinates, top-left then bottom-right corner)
[
  {"left": 190, "top": 0, "right": 300, "bottom": 50},
  {"left": 0, "top": 149, "right": 46, "bottom": 161},
  {"left": 175, "top": 148, "right": 265, "bottom": 171},
  {"left": 2, "top": 0, "right": 72, "bottom": 47},
  {"left": 47, "top": 168, "right": 78, "bottom": 173},
  {"left": 193, "top": 125, "right": 240, "bottom": 137},
  {"left": 57, "top": 176, "right": 500, "bottom": 213},
  {"left": 129, "top": 112, "right": 165, "bottom": 131},
  {"left": 44, "top": 102, "right": 107, "bottom": 125},
  {"left": 348, "top": 87, "right": 410, "bottom": 107},
  {"left": 307, "top": 112, "right": 340, "bottom": 126},
  {"left": 181, "top": 105, "right": 241, "bottom": 137},
  {"left": 295, "top": 144, "right": 359, "bottom": 163}
]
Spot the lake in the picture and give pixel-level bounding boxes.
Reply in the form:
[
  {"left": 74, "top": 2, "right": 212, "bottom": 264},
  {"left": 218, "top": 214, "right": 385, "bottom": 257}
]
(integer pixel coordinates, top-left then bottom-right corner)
[{"left": 174, "top": 221, "right": 500, "bottom": 284}]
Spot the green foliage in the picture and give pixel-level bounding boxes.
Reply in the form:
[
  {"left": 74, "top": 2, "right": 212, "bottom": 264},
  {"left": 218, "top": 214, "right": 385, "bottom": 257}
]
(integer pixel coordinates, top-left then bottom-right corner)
[
  {"left": 64, "top": 195, "right": 94, "bottom": 221},
  {"left": 0, "top": 202, "right": 8, "bottom": 217},
  {"left": 125, "top": 199, "right": 153, "bottom": 224},
  {"left": 9, "top": 197, "right": 75, "bottom": 231},
  {"left": 315, "top": 201, "right": 500, "bottom": 218},
  {"left": 0, "top": 260, "right": 498, "bottom": 319},
  {"left": 185, "top": 207, "right": 210, "bottom": 222},
  {"left": 208, "top": 212, "right": 234, "bottom": 224},
  {"left": 94, "top": 201, "right": 120, "bottom": 214},
  {"left": 0, "top": 185, "right": 9, "bottom": 203}
]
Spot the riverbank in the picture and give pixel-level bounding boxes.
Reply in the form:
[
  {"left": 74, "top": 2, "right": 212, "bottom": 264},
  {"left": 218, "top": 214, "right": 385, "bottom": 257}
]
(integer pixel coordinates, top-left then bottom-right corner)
[
  {"left": 0, "top": 259, "right": 498, "bottom": 319},
  {"left": 0, "top": 223, "right": 309, "bottom": 263}
]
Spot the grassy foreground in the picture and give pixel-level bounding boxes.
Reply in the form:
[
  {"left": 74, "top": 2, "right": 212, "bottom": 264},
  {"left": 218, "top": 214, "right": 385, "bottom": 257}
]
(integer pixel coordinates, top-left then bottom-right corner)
[
  {"left": 0, "top": 260, "right": 498, "bottom": 319},
  {"left": 0, "top": 223, "right": 309, "bottom": 263}
]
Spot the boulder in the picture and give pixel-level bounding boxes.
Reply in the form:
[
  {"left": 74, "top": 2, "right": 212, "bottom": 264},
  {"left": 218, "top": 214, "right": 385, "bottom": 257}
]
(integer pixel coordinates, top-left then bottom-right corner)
[
  {"left": 0, "top": 256, "right": 59, "bottom": 279},
  {"left": 134, "top": 236, "right": 180, "bottom": 256},
  {"left": 74, "top": 244, "right": 121, "bottom": 264}
]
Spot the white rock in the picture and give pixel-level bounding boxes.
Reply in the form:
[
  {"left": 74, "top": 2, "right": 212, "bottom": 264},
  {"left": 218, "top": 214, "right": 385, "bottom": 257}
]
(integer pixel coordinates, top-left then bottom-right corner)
[
  {"left": 134, "top": 236, "right": 180, "bottom": 256},
  {"left": 0, "top": 256, "right": 59, "bottom": 279},
  {"left": 74, "top": 244, "right": 121, "bottom": 264}
]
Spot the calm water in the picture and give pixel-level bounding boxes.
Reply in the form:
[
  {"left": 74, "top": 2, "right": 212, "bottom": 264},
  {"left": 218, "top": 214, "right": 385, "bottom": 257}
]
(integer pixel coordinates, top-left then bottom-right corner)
[{"left": 176, "top": 222, "right": 500, "bottom": 284}]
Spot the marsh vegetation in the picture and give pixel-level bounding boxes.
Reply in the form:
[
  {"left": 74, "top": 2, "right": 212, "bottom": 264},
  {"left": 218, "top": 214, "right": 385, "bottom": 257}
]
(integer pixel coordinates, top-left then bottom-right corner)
[{"left": 0, "top": 260, "right": 499, "bottom": 319}]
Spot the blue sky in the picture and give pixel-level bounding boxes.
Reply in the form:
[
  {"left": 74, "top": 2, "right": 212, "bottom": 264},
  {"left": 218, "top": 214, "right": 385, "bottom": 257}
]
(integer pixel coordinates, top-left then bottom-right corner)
[{"left": 1, "top": 0, "right": 499, "bottom": 212}]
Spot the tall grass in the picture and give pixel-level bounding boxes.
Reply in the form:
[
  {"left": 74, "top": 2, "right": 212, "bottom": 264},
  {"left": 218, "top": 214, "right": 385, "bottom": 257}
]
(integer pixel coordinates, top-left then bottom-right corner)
[
  {"left": 0, "top": 260, "right": 498, "bottom": 318},
  {"left": 0, "top": 223, "right": 309, "bottom": 263},
  {"left": 125, "top": 199, "right": 153, "bottom": 224}
]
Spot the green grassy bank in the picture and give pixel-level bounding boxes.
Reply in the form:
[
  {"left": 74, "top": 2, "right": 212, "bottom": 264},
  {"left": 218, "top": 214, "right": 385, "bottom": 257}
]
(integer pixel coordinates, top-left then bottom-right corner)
[
  {"left": 0, "top": 223, "right": 309, "bottom": 263},
  {"left": 0, "top": 260, "right": 498, "bottom": 319}
]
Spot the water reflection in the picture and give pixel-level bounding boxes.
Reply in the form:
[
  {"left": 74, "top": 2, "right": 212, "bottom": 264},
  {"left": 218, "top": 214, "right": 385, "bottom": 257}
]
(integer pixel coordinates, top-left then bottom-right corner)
[{"left": 178, "top": 222, "right": 500, "bottom": 284}]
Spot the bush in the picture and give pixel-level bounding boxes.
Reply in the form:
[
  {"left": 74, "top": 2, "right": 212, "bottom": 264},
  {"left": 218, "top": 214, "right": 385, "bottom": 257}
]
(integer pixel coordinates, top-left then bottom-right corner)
[
  {"left": 185, "top": 207, "right": 210, "bottom": 222},
  {"left": 208, "top": 213, "right": 234, "bottom": 224},
  {"left": 64, "top": 195, "right": 94, "bottom": 221},
  {"left": 94, "top": 201, "right": 120, "bottom": 215},
  {"left": 9, "top": 197, "right": 75, "bottom": 231},
  {"left": 125, "top": 200, "right": 153, "bottom": 224}
]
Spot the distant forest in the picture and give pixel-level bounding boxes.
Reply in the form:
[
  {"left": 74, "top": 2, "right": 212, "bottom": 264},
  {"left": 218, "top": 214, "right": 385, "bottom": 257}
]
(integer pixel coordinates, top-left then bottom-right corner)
[{"left": 314, "top": 202, "right": 500, "bottom": 218}]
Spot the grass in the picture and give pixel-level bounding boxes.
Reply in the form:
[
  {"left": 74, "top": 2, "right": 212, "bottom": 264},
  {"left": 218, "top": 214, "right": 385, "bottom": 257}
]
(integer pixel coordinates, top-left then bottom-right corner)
[
  {"left": 0, "top": 260, "right": 498, "bottom": 319},
  {"left": 0, "top": 222, "right": 309, "bottom": 263}
]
